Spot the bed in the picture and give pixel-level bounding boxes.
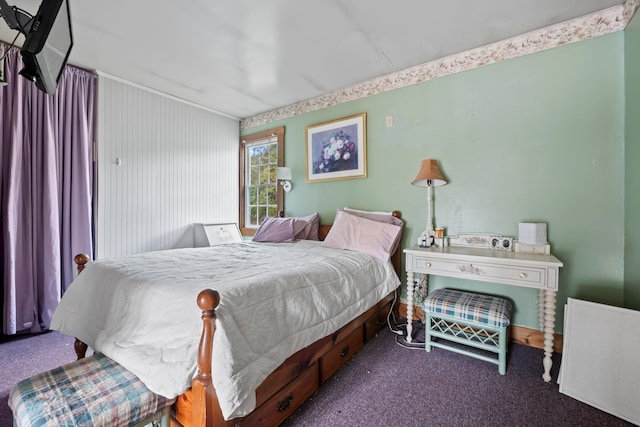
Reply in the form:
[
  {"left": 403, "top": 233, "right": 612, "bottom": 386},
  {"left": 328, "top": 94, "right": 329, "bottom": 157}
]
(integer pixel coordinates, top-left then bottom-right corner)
[{"left": 50, "top": 209, "right": 403, "bottom": 426}]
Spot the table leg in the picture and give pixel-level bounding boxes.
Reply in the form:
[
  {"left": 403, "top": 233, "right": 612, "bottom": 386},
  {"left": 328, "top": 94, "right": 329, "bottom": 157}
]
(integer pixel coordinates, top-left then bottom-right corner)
[
  {"left": 537, "top": 289, "right": 545, "bottom": 332},
  {"left": 542, "top": 289, "right": 557, "bottom": 382},
  {"left": 406, "top": 271, "right": 415, "bottom": 343}
]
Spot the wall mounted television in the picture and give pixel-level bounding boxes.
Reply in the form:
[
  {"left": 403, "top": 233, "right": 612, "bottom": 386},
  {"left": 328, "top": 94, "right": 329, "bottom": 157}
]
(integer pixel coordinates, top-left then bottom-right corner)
[{"left": 0, "top": 0, "right": 73, "bottom": 95}]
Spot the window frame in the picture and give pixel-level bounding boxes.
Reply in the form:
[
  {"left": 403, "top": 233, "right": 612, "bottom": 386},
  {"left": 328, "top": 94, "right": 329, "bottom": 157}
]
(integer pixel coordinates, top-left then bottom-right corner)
[{"left": 239, "top": 126, "right": 285, "bottom": 236}]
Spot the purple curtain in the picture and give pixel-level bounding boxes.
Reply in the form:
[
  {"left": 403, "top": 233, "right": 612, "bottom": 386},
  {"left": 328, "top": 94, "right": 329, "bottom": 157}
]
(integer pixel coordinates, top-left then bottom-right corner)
[{"left": 1, "top": 43, "right": 95, "bottom": 335}]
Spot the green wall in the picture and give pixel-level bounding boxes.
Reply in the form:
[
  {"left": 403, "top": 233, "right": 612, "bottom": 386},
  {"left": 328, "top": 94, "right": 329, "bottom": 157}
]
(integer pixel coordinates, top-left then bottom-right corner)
[
  {"left": 625, "top": 11, "right": 640, "bottom": 309},
  {"left": 243, "top": 33, "right": 626, "bottom": 332}
]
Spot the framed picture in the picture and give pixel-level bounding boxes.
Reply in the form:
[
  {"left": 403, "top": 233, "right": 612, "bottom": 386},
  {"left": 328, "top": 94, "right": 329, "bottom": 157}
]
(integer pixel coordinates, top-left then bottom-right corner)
[
  {"left": 306, "top": 113, "right": 367, "bottom": 182},
  {"left": 194, "top": 223, "right": 242, "bottom": 246}
]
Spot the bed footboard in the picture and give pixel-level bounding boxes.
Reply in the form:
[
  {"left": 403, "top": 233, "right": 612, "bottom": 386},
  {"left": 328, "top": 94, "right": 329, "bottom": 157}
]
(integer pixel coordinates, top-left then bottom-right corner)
[{"left": 73, "top": 253, "right": 223, "bottom": 427}]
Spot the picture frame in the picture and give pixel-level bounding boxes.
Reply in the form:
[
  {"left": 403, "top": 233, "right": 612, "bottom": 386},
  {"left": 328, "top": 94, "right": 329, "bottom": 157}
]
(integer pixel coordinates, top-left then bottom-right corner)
[
  {"left": 306, "top": 112, "right": 367, "bottom": 182},
  {"left": 194, "top": 223, "right": 242, "bottom": 246}
]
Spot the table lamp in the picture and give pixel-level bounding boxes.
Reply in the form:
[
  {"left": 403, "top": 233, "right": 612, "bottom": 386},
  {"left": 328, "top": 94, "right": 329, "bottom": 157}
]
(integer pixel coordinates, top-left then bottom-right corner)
[{"left": 412, "top": 159, "right": 447, "bottom": 247}]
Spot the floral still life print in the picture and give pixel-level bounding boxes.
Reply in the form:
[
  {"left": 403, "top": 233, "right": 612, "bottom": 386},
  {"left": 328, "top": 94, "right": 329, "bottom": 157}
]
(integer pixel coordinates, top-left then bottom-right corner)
[
  {"left": 312, "top": 126, "right": 358, "bottom": 174},
  {"left": 306, "top": 113, "right": 367, "bottom": 183}
]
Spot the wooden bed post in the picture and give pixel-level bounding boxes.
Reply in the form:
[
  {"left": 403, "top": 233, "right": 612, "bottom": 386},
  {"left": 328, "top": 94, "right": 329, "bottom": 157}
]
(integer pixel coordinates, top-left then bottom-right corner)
[
  {"left": 73, "top": 253, "right": 91, "bottom": 360},
  {"left": 191, "top": 289, "right": 222, "bottom": 427},
  {"left": 74, "top": 253, "right": 90, "bottom": 274}
]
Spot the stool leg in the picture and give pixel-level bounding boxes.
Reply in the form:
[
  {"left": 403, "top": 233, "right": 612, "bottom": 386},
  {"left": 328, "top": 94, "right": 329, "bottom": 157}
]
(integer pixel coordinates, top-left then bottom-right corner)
[
  {"left": 425, "top": 313, "right": 432, "bottom": 352},
  {"left": 498, "top": 326, "right": 507, "bottom": 375}
]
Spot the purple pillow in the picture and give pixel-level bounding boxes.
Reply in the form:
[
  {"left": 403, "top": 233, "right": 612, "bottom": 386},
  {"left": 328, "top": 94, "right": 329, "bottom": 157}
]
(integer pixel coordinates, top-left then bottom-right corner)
[
  {"left": 295, "top": 212, "right": 320, "bottom": 240},
  {"left": 252, "top": 217, "right": 311, "bottom": 243}
]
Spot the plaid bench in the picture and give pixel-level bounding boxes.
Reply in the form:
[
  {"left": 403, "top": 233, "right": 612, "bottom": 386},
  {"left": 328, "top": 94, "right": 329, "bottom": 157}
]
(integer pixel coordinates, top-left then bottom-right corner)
[
  {"left": 423, "top": 288, "right": 513, "bottom": 374},
  {"left": 8, "top": 353, "right": 175, "bottom": 427}
]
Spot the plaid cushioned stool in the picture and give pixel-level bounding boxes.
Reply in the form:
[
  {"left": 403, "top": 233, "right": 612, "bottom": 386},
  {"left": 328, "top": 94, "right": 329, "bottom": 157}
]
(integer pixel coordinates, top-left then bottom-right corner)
[
  {"left": 9, "top": 353, "right": 175, "bottom": 427},
  {"left": 423, "top": 288, "right": 513, "bottom": 374}
]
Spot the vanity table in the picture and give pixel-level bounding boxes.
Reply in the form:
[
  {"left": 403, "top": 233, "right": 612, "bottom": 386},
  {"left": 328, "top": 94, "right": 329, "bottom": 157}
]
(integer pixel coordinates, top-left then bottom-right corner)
[{"left": 404, "top": 245, "right": 563, "bottom": 382}]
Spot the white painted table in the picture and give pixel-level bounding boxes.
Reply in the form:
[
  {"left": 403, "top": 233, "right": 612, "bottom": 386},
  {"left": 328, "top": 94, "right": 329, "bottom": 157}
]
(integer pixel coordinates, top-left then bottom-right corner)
[{"left": 404, "top": 245, "right": 563, "bottom": 382}]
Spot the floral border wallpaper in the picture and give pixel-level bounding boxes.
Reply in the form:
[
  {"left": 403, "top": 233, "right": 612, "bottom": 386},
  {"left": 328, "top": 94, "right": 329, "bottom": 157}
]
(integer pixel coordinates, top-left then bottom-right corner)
[{"left": 241, "top": 0, "right": 639, "bottom": 130}]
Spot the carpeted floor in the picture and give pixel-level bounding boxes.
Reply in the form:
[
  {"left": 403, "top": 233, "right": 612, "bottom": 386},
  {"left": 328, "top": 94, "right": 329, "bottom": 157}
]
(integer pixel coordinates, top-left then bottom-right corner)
[
  {"left": 0, "top": 331, "right": 76, "bottom": 426},
  {"left": 281, "top": 325, "right": 634, "bottom": 427},
  {"left": 0, "top": 326, "right": 633, "bottom": 427}
]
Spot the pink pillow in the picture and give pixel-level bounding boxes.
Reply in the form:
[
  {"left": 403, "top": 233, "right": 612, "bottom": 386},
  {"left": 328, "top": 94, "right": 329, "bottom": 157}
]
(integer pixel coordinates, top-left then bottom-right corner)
[
  {"left": 253, "top": 217, "right": 311, "bottom": 243},
  {"left": 322, "top": 210, "right": 402, "bottom": 261},
  {"left": 336, "top": 208, "right": 403, "bottom": 253}
]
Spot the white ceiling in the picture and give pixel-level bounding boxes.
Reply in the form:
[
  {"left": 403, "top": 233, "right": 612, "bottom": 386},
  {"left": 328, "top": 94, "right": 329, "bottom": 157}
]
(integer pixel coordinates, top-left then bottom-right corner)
[{"left": 0, "top": 0, "right": 625, "bottom": 119}]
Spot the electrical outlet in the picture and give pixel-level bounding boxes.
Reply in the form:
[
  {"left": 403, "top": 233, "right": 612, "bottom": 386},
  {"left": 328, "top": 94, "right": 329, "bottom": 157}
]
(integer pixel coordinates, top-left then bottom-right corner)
[{"left": 386, "top": 116, "right": 393, "bottom": 127}]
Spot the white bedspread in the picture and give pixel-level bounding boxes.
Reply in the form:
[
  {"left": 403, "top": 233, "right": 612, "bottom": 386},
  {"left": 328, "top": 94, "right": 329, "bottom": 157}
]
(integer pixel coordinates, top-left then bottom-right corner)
[{"left": 50, "top": 241, "right": 399, "bottom": 420}]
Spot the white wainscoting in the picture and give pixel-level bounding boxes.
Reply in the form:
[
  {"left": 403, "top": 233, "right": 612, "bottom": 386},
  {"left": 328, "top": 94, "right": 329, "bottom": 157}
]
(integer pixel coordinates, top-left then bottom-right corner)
[{"left": 96, "top": 75, "right": 240, "bottom": 258}]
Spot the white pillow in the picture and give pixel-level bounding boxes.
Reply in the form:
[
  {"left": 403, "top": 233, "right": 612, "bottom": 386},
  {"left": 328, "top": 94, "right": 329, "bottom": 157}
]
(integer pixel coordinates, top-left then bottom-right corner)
[{"left": 322, "top": 210, "right": 402, "bottom": 262}]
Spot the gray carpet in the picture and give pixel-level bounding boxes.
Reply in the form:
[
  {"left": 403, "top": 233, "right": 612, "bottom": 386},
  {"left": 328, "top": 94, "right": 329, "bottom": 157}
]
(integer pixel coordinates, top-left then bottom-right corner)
[
  {"left": 283, "top": 325, "right": 633, "bottom": 427},
  {"left": 0, "top": 327, "right": 632, "bottom": 427},
  {"left": 1, "top": 331, "right": 76, "bottom": 426}
]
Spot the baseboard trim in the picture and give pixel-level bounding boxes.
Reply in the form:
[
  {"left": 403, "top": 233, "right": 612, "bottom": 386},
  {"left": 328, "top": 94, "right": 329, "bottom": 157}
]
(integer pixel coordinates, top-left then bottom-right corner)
[{"left": 398, "top": 302, "right": 563, "bottom": 353}]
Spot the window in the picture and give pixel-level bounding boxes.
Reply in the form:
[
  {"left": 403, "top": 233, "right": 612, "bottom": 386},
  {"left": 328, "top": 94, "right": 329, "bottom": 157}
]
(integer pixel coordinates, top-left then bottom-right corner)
[{"left": 239, "top": 127, "right": 284, "bottom": 236}]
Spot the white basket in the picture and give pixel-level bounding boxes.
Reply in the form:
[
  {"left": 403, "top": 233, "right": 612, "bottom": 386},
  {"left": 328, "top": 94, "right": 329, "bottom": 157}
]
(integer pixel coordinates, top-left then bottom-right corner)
[{"left": 518, "top": 223, "right": 547, "bottom": 244}]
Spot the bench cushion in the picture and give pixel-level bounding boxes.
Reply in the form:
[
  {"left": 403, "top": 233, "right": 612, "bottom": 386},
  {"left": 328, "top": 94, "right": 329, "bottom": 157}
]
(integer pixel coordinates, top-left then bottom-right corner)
[
  {"left": 423, "top": 288, "right": 512, "bottom": 328},
  {"left": 9, "top": 353, "right": 175, "bottom": 427}
]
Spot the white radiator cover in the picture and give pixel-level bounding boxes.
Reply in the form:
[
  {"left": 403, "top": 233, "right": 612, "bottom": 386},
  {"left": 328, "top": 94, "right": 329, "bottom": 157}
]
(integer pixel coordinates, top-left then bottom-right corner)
[
  {"left": 559, "top": 298, "right": 640, "bottom": 425},
  {"left": 96, "top": 75, "right": 240, "bottom": 258}
]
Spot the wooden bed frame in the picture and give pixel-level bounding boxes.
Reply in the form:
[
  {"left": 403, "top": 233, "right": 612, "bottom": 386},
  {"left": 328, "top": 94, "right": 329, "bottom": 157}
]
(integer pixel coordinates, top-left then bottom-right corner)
[{"left": 72, "top": 212, "right": 402, "bottom": 427}]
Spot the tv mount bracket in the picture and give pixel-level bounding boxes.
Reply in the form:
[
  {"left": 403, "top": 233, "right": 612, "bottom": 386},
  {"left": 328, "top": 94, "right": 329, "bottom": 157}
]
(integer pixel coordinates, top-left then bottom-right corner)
[{"left": 0, "top": 0, "right": 34, "bottom": 35}]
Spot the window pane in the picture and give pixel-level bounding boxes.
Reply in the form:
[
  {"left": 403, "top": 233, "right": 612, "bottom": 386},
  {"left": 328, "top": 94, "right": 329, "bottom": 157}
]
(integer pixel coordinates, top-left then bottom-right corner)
[
  {"left": 268, "top": 164, "right": 277, "bottom": 183},
  {"left": 249, "top": 147, "right": 260, "bottom": 166},
  {"left": 258, "top": 165, "right": 268, "bottom": 185},
  {"left": 267, "top": 185, "right": 276, "bottom": 205},
  {"left": 250, "top": 166, "right": 259, "bottom": 186},
  {"left": 248, "top": 187, "right": 257, "bottom": 205},
  {"left": 257, "top": 207, "right": 266, "bottom": 224},
  {"left": 249, "top": 206, "right": 258, "bottom": 226},
  {"left": 267, "top": 206, "right": 277, "bottom": 218},
  {"left": 258, "top": 187, "right": 266, "bottom": 205},
  {"left": 259, "top": 146, "right": 269, "bottom": 165}
]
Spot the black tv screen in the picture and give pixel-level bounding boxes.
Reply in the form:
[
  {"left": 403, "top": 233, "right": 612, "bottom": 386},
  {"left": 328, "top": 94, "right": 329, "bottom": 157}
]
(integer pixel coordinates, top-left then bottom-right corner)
[{"left": 19, "top": 0, "right": 73, "bottom": 95}]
